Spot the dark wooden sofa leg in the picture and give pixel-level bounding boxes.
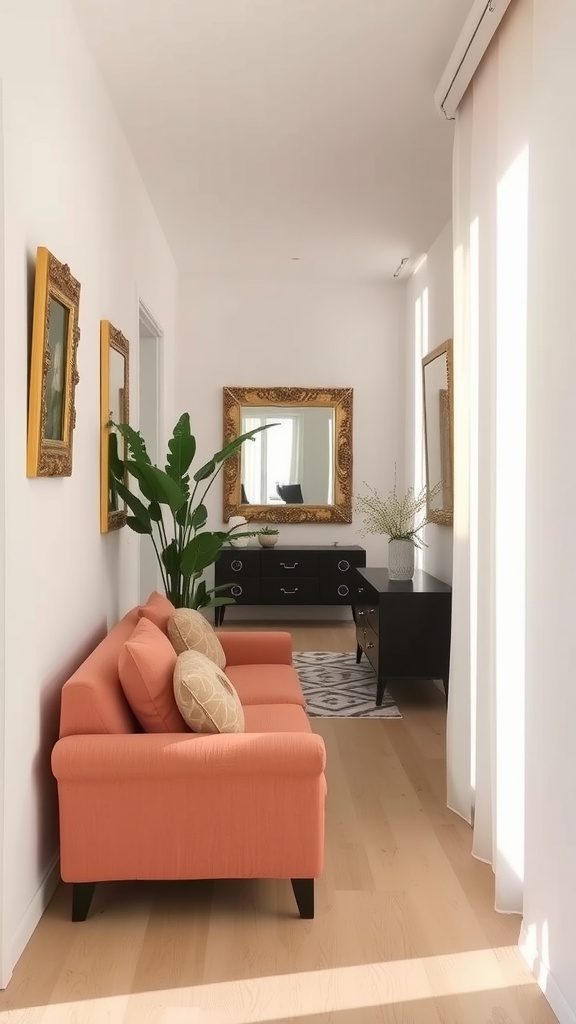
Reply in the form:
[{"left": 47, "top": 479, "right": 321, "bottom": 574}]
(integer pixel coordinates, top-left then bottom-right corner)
[
  {"left": 291, "top": 878, "right": 314, "bottom": 919},
  {"left": 72, "top": 882, "right": 96, "bottom": 921}
]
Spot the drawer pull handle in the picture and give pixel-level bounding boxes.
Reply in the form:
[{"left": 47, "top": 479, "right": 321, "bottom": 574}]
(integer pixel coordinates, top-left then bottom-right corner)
[
  {"left": 357, "top": 609, "right": 365, "bottom": 616},
  {"left": 280, "top": 562, "right": 298, "bottom": 570},
  {"left": 231, "top": 584, "right": 243, "bottom": 597},
  {"left": 231, "top": 560, "right": 243, "bottom": 572},
  {"left": 367, "top": 642, "right": 375, "bottom": 649},
  {"left": 337, "top": 584, "right": 349, "bottom": 596},
  {"left": 368, "top": 608, "right": 375, "bottom": 614},
  {"left": 280, "top": 587, "right": 299, "bottom": 595},
  {"left": 358, "top": 587, "right": 364, "bottom": 594},
  {"left": 337, "top": 559, "right": 351, "bottom": 572}
]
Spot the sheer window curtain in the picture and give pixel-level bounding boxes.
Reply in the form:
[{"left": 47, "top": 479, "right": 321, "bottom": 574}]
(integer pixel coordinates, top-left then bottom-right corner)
[
  {"left": 447, "top": 0, "right": 532, "bottom": 915},
  {"left": 242, "top": 416, "right": 262, "bottom": 505}
]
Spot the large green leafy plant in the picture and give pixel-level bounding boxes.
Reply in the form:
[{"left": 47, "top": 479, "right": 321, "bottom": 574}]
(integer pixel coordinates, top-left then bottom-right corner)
[{"left": 110, "top": 413, "right": 269, "bottom": 610}]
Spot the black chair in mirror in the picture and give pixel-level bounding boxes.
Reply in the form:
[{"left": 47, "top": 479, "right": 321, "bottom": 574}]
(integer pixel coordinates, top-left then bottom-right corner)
[{"left": 276, "top": 483, "right": 304, "bottom": 504}]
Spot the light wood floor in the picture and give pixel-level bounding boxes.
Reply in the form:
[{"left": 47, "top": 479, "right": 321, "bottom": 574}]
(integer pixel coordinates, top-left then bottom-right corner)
[{"left": 0, "top": 622, "right": 557, "bottom": 1023}]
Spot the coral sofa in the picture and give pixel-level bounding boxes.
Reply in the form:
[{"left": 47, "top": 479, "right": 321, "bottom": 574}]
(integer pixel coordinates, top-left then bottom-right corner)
[{"left": 51, "top": 597, "right": 326, "bottom": 921}]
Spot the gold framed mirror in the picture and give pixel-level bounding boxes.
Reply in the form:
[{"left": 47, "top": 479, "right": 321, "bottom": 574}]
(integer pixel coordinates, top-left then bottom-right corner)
[
  {"left": 422, "top": 339, "right": 453, "bottom": 526},
  {"left": 100, "top": 320, "right": 130, "bottom": 533},
  {"left": 223, "top": 386, "right": 353, "bottom": 523}
]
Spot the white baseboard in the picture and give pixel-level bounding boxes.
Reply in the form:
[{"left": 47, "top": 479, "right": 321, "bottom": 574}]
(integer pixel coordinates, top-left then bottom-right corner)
[
  {"left": 519, "top": 922, "right": 576, "bottom": 1024},
  {"left": 1, "top": 855, "right": 60, "bottom": 989}
]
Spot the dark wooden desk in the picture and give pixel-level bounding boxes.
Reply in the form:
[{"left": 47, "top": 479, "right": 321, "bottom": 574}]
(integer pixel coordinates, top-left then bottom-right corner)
[{"left": 355, "top": 568, "right": 452, "bottom": 706}]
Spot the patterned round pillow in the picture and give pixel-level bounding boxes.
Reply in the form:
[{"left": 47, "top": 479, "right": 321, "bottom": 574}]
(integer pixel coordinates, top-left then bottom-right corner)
[{"left": 173, "top": 650, "right": 244, "bottom": 734}]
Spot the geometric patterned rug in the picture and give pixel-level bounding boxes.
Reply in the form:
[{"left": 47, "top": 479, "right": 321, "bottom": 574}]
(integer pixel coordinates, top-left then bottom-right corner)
[{"left": 293, "top": 651, "right": 402, "bottom": 719}]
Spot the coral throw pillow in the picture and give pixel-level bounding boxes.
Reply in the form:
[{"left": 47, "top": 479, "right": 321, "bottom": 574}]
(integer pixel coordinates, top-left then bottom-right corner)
[
  {"left": 119, "top": 617, "right": 187, "bottom": 732},
  {"left": 167, "top": 608, "right": 226, "bottom": 669},
  {"left": 137, "top": 591, "right": 176, "bottom": 634},
  {"left": 173, "top": 650, "right": 244, "bottom": 734}
]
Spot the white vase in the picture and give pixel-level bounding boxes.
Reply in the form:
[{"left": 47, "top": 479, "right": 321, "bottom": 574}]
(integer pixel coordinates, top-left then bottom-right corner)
[
  {"left": 228, "top": 515, "right": 250, "bottom": 548},
  {"left": 388, "top": 538, "right": 415, "bottom": 581},
  {"left": 258, "top": 533, "right": 279, "bottom": 548}
]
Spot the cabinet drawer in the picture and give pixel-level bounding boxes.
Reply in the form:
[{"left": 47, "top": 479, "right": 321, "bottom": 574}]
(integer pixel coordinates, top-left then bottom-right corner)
[
  {"left": 218, "top": 578, "right": 260, "bottom": 605},
  {"left": 355, "top": 604, "right": 379, "bottom": 636},
  {"left": 261, "top": 577, "right": 319, "bottom": 604},
  {"left": 216, "top": 549, "right": 260, "bottom": 580},
  {"left": 319, "top": 550, "right": 366, "bottom": 578},
  {"left": 320, "top": 578, "right": 360, "bottom": 603},
  {"left": 261, "top": 551, "right": 318, "bottom": 577},
  {"left": 357, "top": 623, "right": 379, "bottom": 675}
]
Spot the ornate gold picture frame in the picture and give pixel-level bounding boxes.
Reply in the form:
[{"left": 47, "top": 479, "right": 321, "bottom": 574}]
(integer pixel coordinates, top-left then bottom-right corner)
[
  {"left": 223, "top": 386, "right": 353, "bottom": 523},
  {"left": 100, "top": 321, "right": 130, "bottom": 533},
  {"left": 26, "top": 247, "right": 81, "bottom": 477}
]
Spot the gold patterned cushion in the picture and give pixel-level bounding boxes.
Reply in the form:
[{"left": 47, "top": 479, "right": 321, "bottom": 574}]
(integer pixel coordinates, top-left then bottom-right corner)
[
  {"left": 167, "top": 608, "right": 226, "bottom": 669},
  {"left": 173, "top": 651, "right": 244, "bottom": 734}
]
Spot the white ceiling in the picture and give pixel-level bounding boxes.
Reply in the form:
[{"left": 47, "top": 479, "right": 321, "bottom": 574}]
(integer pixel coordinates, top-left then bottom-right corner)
[{"left": 72, "top": 0, "right": 474, "bottom": 279}]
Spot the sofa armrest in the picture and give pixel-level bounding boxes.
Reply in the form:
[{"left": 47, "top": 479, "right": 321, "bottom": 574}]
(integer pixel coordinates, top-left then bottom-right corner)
[
  {"left": 217, "top": 631, "right": 293, "bottom": 666},
  {"left": 52, "top": 730, "right": 325, "bottom": 783}
]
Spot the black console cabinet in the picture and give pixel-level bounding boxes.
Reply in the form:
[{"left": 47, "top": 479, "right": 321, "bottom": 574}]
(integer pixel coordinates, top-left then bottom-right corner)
[
  {"left": 214, "top": 545, "right": 366, "bottom": 625},
  {"left": 355, "top": 567, "right": 452, "bottom": 706}
]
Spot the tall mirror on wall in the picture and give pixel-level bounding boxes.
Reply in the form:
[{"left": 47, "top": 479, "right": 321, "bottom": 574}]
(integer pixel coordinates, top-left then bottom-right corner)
[
  {"left": 100, "top": 321, "right": 130, "bottom": 533},
  {"left": 223, "top": 386, "right": 353, "bottom": 523},
  {"left": 422, "top": 339, "right": 453, "bottom": 526}
]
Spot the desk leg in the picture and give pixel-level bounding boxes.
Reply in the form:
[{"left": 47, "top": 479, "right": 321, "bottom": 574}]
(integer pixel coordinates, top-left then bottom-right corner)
[
  {"left": 376, "top": 676, "right": 387, "bottom": 707},
  {"left": 356, "top": 643, "right": 363, "bottom": 664}
]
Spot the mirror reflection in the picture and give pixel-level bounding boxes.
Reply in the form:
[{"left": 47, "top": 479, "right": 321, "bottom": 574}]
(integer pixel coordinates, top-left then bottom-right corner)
[
  {"left": 240, "top": 405, "right": 335, "bottom": 506},
  {"left": 422, "top": 339, "right": 453, "bottom": 525},
  {"left": 100, "top": 320, "right": 130, "bottom": 533},
  {"left": 223, "top": 386, "right": 353, "bottom": 524},
  {"left": 108, "top": 347, "right": 126, "bottom": 516}
]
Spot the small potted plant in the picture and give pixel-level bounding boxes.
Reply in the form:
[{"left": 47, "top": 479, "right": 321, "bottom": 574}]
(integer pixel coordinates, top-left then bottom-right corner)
[
  {"left": 258, "top": 525, "right": 280, "bottom": 548},
  {"left": 355, "top": 471, "right": 442, "bottom": 580}
]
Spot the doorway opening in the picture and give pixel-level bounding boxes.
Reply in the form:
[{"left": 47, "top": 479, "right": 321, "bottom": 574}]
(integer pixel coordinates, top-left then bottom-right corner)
[{"left": 138, "top": 301, "right": 162, "bottom": 605}]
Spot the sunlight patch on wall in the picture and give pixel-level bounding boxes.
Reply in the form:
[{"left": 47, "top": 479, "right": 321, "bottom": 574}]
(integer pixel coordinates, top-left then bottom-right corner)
[
  {"left": 494, "top": 143, "right": 529, "bottom": 908},
  {"left": 469, "top": 214, "right": 480, "bottom": 794}
]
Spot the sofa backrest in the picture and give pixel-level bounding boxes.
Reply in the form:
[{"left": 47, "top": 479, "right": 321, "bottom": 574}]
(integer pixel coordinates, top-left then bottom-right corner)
[{"left": 59, "top": 609, "right": 140, "bottom": 737}]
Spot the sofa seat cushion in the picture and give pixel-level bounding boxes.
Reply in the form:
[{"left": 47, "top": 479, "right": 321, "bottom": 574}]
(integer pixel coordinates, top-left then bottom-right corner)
[
  {"left": 168, "top": 608, "right": 226, "bottom": 669},
  {"left": 243, "top": 703, "right": 312, "bottom": 734},
  {"left": 226, "top": 664, "right": 305, "bottom": 709},
  {"left": 119, "top": 618, "right": 188, "bottom": 733},
  {"left": 173, "top": 650, "right": 244, "bottom": 734}
]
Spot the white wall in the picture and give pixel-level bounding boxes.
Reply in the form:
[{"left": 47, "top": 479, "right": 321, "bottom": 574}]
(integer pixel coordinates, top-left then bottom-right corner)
[
  {"left": 0, "top": 0, "right": 177, "bottom": 985},
  {"left": 179, "top": 275, "right": 405, "bottom": 619},
  {"left": 521, "top": 2, "right": 576, "bottom": 1021},
  {"left": 405, "top": 220, "right": 454, "bottom": 584},
  {"left": 0, "top": 77, "right": 7, "bottom": 988}
]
